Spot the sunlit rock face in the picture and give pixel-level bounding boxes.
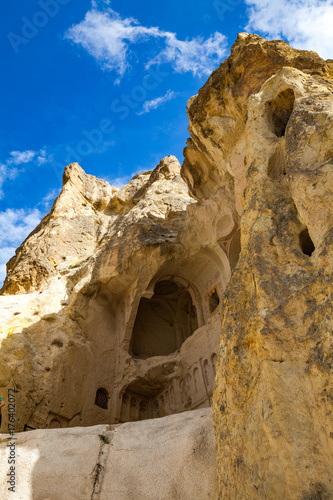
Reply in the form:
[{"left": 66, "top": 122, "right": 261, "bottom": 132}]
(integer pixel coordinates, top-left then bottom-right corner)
[
  {"left": 182, "top": 32, "right": 332, "bottom": 215},
  {"left": 0, "top": 155, "right": 235, "bottom": 432},
  {"left": 0, "top": 409, "right": 218, "bottom": 500},
  {"left": 183, "top": 34, "right": 333, "bottom": 499},
  {"left": 1, "top": 32, "right": 333, "bottom": 500}
]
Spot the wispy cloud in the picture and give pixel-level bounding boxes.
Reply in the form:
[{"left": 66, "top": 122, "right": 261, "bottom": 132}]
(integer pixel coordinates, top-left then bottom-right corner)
[
  {"left": 0, "top": 208, "right": 42, "bottom": 286},
  {"left": 0, "top": 148, "right": 52, "bottom": 198},
  {"left": 9, "top": 150, "right": 36, "bottom": 165},
  {"left": 0, "top": 164, "right": 17, "bottom": 199},
  {"left": 65, "top": 6, "right": 227, "bottom": 79},
  {"left": 65, "top": 9, "right": 159, "bottom": 78},
  {"left": 245, "top": 0, "right": 333, "bottom": 59},
  {"left": 104, "top": 174, "right": 132, "bottom": 188},
  {"left": 137, "top": 90, "right": 177, "bottom": 115},
  {"left": 146, "top": 32, "right": 227, "bottom": 76},
  {"left": 37, "top": 149, "right": 53, "bottom": 166},
  {"left": 39, "top": 187, "right": 61, "bottom": 210}
]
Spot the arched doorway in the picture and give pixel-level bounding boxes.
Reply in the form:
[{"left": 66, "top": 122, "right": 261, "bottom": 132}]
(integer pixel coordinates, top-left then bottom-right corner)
[{"left": 130, "top": 279, "right": 198, "bottom": 359}]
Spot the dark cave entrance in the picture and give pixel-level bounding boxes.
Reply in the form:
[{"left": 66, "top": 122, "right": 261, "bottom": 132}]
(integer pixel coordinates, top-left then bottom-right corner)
[{"left": 130, "top": 279, "right": 198, "bottom": 359}]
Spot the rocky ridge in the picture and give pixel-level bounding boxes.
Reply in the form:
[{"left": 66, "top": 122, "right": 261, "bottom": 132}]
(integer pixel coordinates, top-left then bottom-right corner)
[{"left": 1, "top": 33, "right": 333, "bottom": 499}]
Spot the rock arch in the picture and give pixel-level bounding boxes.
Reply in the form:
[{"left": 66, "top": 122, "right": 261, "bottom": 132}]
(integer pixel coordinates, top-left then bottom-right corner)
[{"left": 130, "top": 279, "right": 198, "bottom": 359}]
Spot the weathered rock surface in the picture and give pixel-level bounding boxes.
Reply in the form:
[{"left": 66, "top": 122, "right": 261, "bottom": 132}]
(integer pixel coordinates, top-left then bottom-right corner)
[
  {"left": 206, "top": 42, "right": 333, "bottom": 498},
  {"left": 0, "top": 408, "right": 217, "bottom": 500},
  {"left": 183, "top": 32, "right": 333, "bottom": 214},
  {"left": 1, "top": 32, "right": 333, "bottom": 500},
  {"left": 1, "top": 157, "right": 191, "bottom": 295},
  {"left": 2, "top": 162, "right": 117, "bottom": 295},
  {"left": 0, "top": 154, "right": 232, "bottom": 432}
]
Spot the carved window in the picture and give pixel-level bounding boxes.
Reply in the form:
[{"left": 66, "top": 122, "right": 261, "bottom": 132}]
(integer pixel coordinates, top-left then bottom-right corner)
[
  {"left": 95, "top": 388, "right": 109, "bottom": 410},
  {"left": 140, "top": 401, "right": 147, "bottom": 412},
  {"left": 207, "top": 286, "right": 220, "bottom": 314},
  {"left": 211, "top": 353, "right": 217, "bottom": 375},
  {"left": 203, "top": 359, "right": 210, "bottom": 385},
  {"left": 130, "top": 397, "right": 137, "bottom": 408}
]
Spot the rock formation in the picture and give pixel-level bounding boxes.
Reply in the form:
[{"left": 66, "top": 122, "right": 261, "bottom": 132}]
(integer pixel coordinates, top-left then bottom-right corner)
[
  {"left": 0, "top": 409, "right": 217, "bottom": 500},
  {"left": 0, "top": 155, "right": 232, "bottom": 431},
  {"left": 183, "top": 34, "right": 333, "bottom": 498},
  {"left": 1, "top": 33, "right": 333, "bottom": 499}
]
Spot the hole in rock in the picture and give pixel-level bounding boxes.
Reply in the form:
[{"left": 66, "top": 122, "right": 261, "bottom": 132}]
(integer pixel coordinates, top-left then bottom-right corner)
[
  {"left": 267, "top": 88, "right": 295, "bottom": 137},
  {"left": 117, "top": 254, "right": 225, "bottom": 424},
  {"left": 228, "top": 230, "right": 241, "bottom": 270},
  {"left": 299, "top": 228, "right": 315, "bottom": 256},
  {"left": 95, "top": 388, "right": 109, "bottom": 410},
  {"left": 207, "top": 287, "right": 220, "bottom": 314},
  {"left": 130, "top": 280, "right": 198, "bottom": 359},
  {"left": 268, "top": 148, "right": 287, "bottom": 179}
]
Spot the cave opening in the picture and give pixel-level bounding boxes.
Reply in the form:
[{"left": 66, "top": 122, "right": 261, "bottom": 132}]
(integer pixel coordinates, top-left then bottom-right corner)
[
  {"left": 299, "top": 228, "right": 315, "bottom": 257},
  {"left": 130, "top": 279, "right": 198, "bottom": 359},
  {"left": 119, "top": 378, "right": 163, "bottom": 422},
  {"left": 267, "top": 88, "right": 295, "bottom": 137}
]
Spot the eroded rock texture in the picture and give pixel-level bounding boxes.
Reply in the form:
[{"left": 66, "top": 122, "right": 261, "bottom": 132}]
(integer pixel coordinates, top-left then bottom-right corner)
[
  {"left": 198, "top": 39, "right": 333, "bottom": 498},
  {"left": 183, "top": 32, "right": 332, "bottom": 215},
  {"left": 0, "top": 155, "right": 233, "bottom": 432},
  {"left": 0, "top": 409, "right": 217, "bottom": 500},
  {"left": 1, "top": 32, "right": 333, "bottom": 499}
]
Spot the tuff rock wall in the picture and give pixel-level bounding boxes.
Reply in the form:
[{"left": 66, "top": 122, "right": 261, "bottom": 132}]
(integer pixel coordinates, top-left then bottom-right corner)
[
  {"left": 0, "top": 32, "right": 333, "bottom": 499},
  {"left": 0, "top": 409, "right": 217, "bottom": 500},
  {"left": 182, "top": 33, "right": 333, "bottom": 498},
  {"left": 0, "top": 154, "right": 232, "bottom": 431}
]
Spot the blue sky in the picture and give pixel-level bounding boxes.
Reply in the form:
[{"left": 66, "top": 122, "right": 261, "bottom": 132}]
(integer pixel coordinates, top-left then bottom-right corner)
[{"left": 1, "top": 0, "right": 332, "bottom": 284}]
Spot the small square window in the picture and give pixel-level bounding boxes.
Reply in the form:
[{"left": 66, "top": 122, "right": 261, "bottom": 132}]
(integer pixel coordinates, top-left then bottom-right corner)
[{"left": 95, "top": 388, "right": 109, "bottom": 410}]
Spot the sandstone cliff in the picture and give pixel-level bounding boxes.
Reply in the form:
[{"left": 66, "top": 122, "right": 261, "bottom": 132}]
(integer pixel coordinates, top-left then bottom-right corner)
[
  {"left": 0, "top": 154, "right": 231, "bottom": 432},
  {"left": 182, "top": 33, "right": 333, "bottom": 499},
  {"left": 1, "top": 33, "right": 333, "bottom": 500}
]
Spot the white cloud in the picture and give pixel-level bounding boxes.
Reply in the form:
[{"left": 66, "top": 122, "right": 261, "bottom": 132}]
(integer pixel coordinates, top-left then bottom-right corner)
[
  {"left": 65, "top": 9, "right": 159, "bottom": 77},
  {"left": 0, "top": 208, "right": 42, "bottom": 286},
  {"left": 40, "top": 187, "right": 61, "bottom": 209},
  {"left": 0, "top": 164, "right": 18, "bottom": 199},
  {"left": 137, "top": 90, "right": 176, "bottom": 115},
  {"left": 37, "top": 149, "right": 53, "bottom": 166},
  {"left": 9, "top": 150, "right": 36, "bottom": 165},
  {"left": 146, "top": 32, "right": 227, "bottom": 76},
  {"left": 0, "top": 148, "right": 52, "bottom": 198},
  {"left": 65, "top": 7, "right": 227, "bottom": 78},
  {"left": 91, "top": 0, "right": 111, "bottom": 7},
  {"left": 245, "top": 0, "right": 333, "bottom": 59},
  {"left": 104, "top": 174, "right": 132, "bottom": 188}
]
